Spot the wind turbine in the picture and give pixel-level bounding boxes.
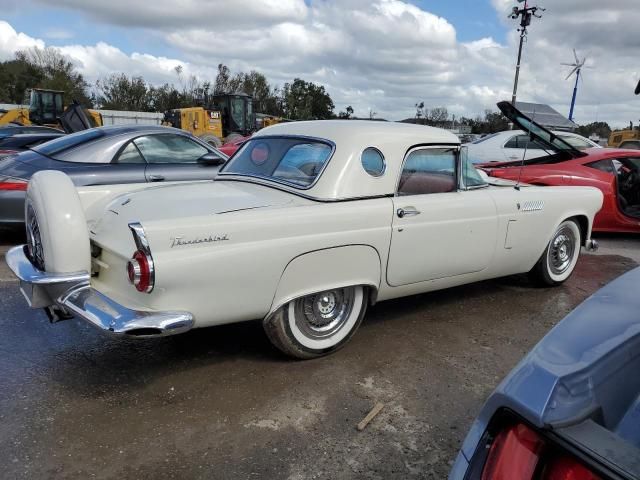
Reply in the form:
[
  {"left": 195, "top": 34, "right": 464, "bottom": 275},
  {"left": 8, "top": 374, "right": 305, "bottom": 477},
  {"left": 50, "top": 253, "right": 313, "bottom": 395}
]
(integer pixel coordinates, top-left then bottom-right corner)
[{"left": 562, "top": 49, "right": 588, "bottom": 122}]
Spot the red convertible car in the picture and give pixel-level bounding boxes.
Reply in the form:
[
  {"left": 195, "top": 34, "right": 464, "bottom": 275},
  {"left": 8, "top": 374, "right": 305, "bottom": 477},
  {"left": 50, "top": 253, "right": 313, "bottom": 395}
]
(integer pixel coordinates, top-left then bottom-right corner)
[
  {"left": 218, "top": 135, "right": 250, "bottom": 157},
  {"left": 480, "top": 102, "right": 640, "bottom": 233}
]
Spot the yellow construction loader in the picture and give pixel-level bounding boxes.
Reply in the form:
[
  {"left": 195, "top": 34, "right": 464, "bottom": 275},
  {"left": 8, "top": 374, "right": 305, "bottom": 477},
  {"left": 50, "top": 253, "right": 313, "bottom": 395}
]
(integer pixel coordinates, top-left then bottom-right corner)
[
  {"left": 162, "top": 93, "right": 255, "bottom": 147},
  {"left": 0, "top": 88, "right": 103, "bottom": 132}
]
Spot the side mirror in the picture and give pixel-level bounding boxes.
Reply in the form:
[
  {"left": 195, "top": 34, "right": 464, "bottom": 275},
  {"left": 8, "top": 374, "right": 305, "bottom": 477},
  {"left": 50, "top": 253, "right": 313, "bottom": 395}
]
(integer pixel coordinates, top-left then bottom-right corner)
[
  {"left": 635, "top": 79, "right": 640, "bottom": 95},
  {"left": 197, "top": 152, "right": 225, "bottom": 166}
]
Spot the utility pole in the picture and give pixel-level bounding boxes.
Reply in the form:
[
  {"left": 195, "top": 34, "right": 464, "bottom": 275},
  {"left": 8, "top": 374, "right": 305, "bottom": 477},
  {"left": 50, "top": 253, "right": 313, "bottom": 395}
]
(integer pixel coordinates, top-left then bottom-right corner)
[{"left": 509, "top": 1, "right": 544, "bottom": 107}]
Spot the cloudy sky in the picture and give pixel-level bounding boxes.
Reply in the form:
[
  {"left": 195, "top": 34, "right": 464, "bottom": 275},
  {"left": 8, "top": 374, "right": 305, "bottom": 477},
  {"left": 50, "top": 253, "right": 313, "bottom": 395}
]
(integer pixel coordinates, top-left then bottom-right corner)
[{"left": 1, "top": 0, "right": 638, "bottom": 127}]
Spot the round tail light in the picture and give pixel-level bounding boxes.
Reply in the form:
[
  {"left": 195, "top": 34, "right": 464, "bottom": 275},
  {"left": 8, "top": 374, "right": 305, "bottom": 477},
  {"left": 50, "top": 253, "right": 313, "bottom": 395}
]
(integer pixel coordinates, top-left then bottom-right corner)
[{"left": 126, "top": 250, "right": 153, "bottom": 292}]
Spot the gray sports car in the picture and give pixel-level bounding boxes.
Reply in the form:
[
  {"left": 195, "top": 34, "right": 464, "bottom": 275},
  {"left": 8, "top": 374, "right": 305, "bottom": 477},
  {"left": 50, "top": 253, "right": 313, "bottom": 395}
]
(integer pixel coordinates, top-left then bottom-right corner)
[{"left": 0, "top": 125, "right": 226, "bottom": 227}]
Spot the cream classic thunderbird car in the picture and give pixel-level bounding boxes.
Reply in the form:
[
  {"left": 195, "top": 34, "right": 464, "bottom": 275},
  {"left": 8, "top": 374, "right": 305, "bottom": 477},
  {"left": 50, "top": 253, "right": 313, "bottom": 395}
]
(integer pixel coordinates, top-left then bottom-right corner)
[{"left": 7, "top": 119, "right": 603, "bottom": 358}]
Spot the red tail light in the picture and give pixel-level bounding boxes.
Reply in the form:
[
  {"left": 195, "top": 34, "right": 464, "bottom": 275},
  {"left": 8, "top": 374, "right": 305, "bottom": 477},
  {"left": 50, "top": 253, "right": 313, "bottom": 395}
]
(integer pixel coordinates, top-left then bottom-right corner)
[
  {"left": 482, "top": 424, "right": 544, "bottom": 480},
  {"left": 0, "top": 177, "right": 27, "bottom": 190},
  {"left": 126, "top": 250, "right": 154, "bottom": 293},
  {"left": 544, "top": 457, "right": 601, "bottom": 480},
  {"left": 481, "top": 423, "right": 601, "bottom": 480}
]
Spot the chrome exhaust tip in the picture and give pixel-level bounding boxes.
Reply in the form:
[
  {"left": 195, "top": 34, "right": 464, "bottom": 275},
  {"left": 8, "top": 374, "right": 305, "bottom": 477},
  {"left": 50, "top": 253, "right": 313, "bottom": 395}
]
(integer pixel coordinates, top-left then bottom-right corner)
[{"left": 585, "top": 239, "right": 599, "bottom": 252}]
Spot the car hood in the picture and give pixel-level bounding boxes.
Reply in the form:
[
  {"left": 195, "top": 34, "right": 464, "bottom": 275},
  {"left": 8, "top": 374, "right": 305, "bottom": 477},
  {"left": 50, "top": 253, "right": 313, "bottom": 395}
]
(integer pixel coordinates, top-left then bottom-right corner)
[{"left": 497, "top": 101, "right": 586, "bottom": 160}]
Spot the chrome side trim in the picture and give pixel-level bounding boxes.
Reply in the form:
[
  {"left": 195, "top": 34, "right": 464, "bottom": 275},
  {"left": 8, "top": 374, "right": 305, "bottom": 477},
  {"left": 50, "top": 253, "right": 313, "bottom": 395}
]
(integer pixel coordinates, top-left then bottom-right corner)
[
  {"left": 60, "top": 286, "right": 193, "bottom": 337},
  {"left": 128, "top": 222, "right": 151, "bottom": 255}
]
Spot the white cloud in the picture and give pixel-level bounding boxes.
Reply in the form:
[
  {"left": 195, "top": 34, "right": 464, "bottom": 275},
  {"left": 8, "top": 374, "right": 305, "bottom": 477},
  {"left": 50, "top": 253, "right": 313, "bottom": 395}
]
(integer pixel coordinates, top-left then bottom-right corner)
[
  {"left": 0, "top": 22, "right": 45, "bottom": 60},
  {"left": 4, "top": 0, "right": 640, "bottom": 126}
]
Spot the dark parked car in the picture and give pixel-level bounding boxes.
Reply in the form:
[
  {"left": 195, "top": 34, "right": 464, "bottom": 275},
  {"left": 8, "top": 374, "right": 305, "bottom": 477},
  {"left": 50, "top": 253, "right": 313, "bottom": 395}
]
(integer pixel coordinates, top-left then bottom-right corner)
[
  {"left": 450, "top": 266, "right": 640, "bottom": 480},
  {"left": 0, "top": 125, "right": 226, "bottom": 227},
  {"left": 0, "top": 125, "right": 63, "bottom": 138},
  {"left": 0, "top": 133, "right": 66, "bottom": 158},
  {"left": 619, "top": 140, "right": 640, "bottom": 150}
]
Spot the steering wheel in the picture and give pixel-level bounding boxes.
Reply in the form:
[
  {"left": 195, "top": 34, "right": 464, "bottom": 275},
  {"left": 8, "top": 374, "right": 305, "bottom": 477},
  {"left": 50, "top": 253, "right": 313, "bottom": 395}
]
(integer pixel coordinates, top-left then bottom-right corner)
[{"left": 620, "top": 169, "right": 638, "bottom": 191}]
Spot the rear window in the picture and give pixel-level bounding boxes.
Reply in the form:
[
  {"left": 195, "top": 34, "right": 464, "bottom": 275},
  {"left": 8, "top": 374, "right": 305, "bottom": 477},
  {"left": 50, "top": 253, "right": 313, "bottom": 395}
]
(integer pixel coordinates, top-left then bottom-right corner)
[
  {"left": 33, "top": 129, "right": 104, "bottom": 158},
  {"left": 221, "top": 137, "right": 333, "bottom": 188}
]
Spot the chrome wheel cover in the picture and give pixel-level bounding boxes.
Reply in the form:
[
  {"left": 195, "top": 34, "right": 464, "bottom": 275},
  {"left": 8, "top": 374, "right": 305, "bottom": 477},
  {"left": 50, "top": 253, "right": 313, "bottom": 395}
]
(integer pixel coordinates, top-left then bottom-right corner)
[
  {"left": 294, "top": 287, "right": 356, "bottom": 339},
  {"left": 548, "top": 225, "right": 576, "bottom": 275},
  {"left": 26, "top": 204, "right": 45, "bottom": 271}
]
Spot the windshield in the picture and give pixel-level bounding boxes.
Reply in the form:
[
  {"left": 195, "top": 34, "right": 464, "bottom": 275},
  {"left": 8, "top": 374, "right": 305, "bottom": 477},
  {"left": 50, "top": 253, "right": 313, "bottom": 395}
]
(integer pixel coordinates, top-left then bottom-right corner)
[
  {"left": 221, "top": 137, "right": 333, "bottom": 188},
  {"left": 33, "top": 129, "right": 104, "bottom": 158},
  {"left": 231, "top": 97, "right": 245, "bottom": 131}
]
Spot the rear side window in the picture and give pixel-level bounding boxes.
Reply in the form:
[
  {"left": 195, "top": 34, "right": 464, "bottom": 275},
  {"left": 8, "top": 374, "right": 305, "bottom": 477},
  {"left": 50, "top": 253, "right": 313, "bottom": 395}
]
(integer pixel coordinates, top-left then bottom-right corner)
[
  {"left": 586, "top": 159, "right": 614, "bottom": 174},
  {"left": 397, "top": 148, "right": 456, "bottom": 196},
  {"left": 115, "top": 142, "right": 146, "bottom": 164},
  {"left": 361, "top": 147, "right": 385, "bottom": 176},
  {"left": 33, "top": 129, "right": 104, "bottom": 158}
]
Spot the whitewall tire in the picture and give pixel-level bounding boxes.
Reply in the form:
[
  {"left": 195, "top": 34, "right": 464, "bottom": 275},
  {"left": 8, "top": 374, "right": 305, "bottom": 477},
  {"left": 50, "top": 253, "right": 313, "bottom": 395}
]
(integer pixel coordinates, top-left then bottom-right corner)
[
  {"left": 529, "top": 219, "right": 581, "bottom": 286},
  {"left": 263, "top": 285, "right": 367, "bottom": 359}
]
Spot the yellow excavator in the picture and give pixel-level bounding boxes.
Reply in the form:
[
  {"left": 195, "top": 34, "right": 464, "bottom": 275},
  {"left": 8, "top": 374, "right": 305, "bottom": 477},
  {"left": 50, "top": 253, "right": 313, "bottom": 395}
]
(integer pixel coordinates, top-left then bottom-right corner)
[{"left": 0, "top": 88, "right": 103, "bottom": 132}]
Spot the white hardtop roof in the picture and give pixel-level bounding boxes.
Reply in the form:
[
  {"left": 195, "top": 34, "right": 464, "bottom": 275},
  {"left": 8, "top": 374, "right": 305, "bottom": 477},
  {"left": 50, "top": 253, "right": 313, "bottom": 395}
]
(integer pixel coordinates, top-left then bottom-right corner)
[
  {"left": 247, "top": 120, "right": 460, "bottom": 200},
  {"left": 256, "top": 119, "right": 459, "bottom": 146}
]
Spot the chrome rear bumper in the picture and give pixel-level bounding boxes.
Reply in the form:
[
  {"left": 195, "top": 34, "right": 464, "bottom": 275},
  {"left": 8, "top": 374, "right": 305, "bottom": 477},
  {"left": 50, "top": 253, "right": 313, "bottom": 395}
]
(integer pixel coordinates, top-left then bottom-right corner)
[{"left": 5, "top": 245, "right": 193, "bottom": 337}]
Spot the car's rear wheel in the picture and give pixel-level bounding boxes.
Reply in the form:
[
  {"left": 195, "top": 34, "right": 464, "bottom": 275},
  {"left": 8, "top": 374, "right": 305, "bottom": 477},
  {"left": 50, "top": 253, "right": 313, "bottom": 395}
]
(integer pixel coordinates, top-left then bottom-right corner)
[
  {"left": 529, "top": 219, "right": 581, "bottom": 286},
  {"left": 224, "top": 133, "right": 243, "bottom": 143},
  {"left": 199, "top": 134, "right": 222, "bottom": 148},
  {"left": 263, "top": 285, "right": 367, "bottom": 359}
]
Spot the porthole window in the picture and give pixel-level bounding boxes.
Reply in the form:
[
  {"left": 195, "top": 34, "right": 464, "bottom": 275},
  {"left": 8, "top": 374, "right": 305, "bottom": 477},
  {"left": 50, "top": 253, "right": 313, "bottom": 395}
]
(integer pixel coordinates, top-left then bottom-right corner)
[{"left": 361, "top": 147, "right": 385, "bottom": 177}]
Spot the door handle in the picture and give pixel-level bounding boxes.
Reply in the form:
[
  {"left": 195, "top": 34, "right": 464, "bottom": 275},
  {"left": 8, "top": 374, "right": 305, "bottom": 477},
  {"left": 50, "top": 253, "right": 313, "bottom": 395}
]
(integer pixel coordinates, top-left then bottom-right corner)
[
  {"left": 148, "top": 174, "right": 165, "bottom": 182},
  {"left": 397, "top": 207, "right": 421, "bottom": 218}
]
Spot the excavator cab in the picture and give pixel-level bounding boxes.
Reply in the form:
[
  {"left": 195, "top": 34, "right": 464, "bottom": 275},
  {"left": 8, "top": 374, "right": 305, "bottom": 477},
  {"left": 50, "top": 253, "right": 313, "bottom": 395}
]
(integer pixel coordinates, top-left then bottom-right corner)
[{"left": 24, "top": 88, "right": 65, "bottom": 126}]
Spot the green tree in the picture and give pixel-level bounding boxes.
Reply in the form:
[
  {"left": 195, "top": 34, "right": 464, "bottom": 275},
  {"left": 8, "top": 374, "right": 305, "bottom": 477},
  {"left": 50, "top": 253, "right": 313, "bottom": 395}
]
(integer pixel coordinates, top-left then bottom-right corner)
[
  {"left": 338, "top": 105, "right": 354, "bottom": 119},
  {"left": 20, "top": 47, "right": 92, "bottom": 106},
  {"left": 282, "top": 78, "right": 334, "bottom": 120},
  {"left": 148, "top": 83, "right": 183, "bottom": 112},
  {"left": 0, "top": 57, "right": 44, "bottom": 104},
  {"left": 576, "top": 121, "right": 611, "bottom": 140},
  {"left": 95, "top": 74, "right": 151, "bottom": 110},
  {"left": 214, "top": 64, "right": 232, "bottom": 95}
]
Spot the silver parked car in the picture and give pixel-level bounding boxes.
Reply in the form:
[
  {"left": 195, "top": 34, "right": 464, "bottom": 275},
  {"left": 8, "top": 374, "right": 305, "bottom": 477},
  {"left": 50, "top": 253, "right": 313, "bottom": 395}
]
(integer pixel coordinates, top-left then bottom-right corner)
[
  {"left": 467, "top": 129, "right": 601, "bottom": 164},
  {"left": 0, "top": 125, "right": 226, "bottom": 227}
]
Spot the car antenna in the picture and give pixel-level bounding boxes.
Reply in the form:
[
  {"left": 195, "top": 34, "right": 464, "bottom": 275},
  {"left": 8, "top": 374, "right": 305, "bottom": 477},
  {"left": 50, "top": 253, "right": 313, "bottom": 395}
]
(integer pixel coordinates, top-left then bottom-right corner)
[{"left": 514, "top": 104, "right": 535, "bottom": 191}]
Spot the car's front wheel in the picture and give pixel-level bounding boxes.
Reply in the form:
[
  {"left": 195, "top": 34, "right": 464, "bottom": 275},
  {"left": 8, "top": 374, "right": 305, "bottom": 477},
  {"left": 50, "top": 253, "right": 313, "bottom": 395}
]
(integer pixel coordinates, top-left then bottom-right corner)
[
  {"left": 263, "top": 286, "right": 367, "bottom": 359},
  {"left": 529, "top": 219, "right": 582, "bottom": 286}
]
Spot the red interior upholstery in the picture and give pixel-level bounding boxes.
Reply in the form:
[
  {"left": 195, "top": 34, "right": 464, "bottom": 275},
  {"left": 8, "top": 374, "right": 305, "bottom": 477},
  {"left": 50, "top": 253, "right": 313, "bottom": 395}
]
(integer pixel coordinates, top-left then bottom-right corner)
[{"left": 398, "top": 172, "right": 455, "bottom": 195}]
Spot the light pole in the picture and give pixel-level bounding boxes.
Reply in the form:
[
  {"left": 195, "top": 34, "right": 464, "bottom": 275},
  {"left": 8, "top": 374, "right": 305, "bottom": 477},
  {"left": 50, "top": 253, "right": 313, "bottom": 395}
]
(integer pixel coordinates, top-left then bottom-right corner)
[{"left": 509, "top": 1, "right": 544, "bottom": 106}]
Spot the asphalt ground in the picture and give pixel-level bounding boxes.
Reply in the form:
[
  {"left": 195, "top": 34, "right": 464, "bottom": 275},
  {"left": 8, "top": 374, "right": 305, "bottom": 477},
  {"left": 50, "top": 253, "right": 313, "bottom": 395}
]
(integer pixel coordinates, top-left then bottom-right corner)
[{"left": 0, "top": 226, "right": 638, "bottom": 479}]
